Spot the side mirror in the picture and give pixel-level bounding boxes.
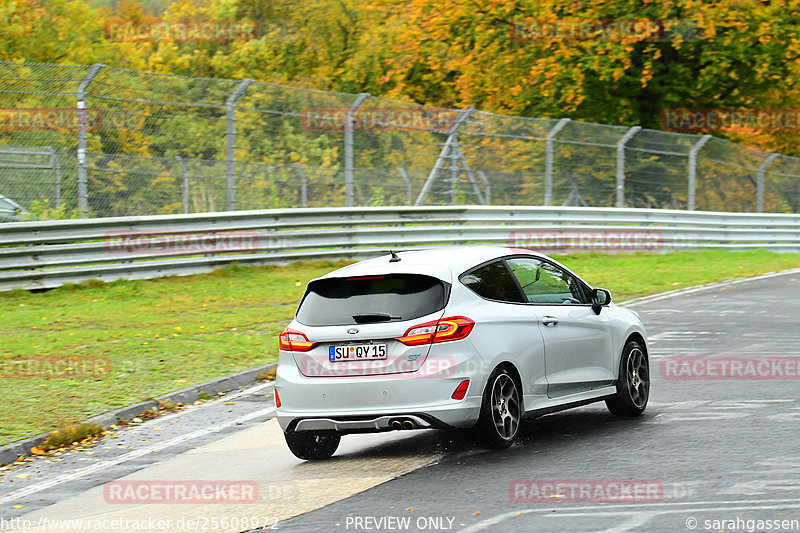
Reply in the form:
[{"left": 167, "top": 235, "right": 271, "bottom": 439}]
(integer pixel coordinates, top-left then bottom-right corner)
[{"left": 591, "top": 288, "right": 612, "bottom": 314}]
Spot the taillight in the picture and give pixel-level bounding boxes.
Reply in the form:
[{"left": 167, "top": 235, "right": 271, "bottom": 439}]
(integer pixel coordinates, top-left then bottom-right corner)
[
  {"left": 279, "top": 329, "right": 317, "bottom": 352},
  {"left": 451, "top": 380, "right": 470, "bottom": 400},
  {"left": 274, "top": 389, "right": 281, "bottom": 408},
  {"left": 396, "top": 316, "right": 475, "bottom": 346}
]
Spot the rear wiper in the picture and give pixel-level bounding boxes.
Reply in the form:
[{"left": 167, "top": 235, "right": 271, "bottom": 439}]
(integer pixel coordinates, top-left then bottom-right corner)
[{"left": 352, "top": 313, "right": 402, "bottom": 323}]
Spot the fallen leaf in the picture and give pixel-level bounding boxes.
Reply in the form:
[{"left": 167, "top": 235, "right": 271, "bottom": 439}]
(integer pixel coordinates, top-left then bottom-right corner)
[
  {"left": 225, "top": 401, "right": 236, "bottom": 405},
  {"left": 473, "top": 511, "right": 481, "bottom": 515},
  {"left": 15, "top": 473, "right": 30, "bottom": 479}
]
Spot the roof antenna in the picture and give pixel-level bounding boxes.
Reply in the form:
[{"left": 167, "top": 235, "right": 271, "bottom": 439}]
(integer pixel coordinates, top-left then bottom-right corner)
[{"left": 389, "top": 250, "right": 402, "bottom": 263}]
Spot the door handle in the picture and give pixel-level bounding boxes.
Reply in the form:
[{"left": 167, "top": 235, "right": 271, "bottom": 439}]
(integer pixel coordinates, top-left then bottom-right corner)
[{"left": 542, "top": 316, "right": 558, "bottom": 327}]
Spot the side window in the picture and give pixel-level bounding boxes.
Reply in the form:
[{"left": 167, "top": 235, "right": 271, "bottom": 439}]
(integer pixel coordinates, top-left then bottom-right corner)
[
  {"left": 460, "top": 260, "right": 525, "bottom": 303},
  {"left": 506, "top": 258, "right": 587, "bottom": 304}
]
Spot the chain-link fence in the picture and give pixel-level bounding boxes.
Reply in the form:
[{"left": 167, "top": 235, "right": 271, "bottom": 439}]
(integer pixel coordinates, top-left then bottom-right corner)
[{"left": 1, "top": 60, "right": 799, "bottom": 218}]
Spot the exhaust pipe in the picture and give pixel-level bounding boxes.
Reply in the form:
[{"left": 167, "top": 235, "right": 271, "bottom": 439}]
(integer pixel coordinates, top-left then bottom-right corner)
[
  {"left": 402, "top": 420, "right": 415, "bottom": 430},
  {"left": 390, "top": 420, "right": 403, "bottom": 430}
]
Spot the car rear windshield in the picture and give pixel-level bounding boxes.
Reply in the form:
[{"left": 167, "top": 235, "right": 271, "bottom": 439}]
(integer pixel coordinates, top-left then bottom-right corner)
[{"left": 296, "top": 274, "right": 449, "bottom": 326}]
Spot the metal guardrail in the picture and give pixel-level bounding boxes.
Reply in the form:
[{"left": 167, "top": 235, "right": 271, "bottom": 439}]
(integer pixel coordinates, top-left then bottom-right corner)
[{"left": 2, "top": 206, "right": 800, "bottom": 292}]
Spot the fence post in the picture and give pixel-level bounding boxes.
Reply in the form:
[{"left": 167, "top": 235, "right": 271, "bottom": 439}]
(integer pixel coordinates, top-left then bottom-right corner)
[
  {"left": 345, "top": 93, "right": 370, "bottom": 207},
  {"left": 757, "top": 153, "right": 780, "bottom": 213},
  {"left": 544, "top": 118, "right": 571, "bottom": 206},
  {"left": 615, "top": 126, "right": 641, "bottom": 208},
  {"left": 77, "top": 64, "right": 103, "bottom": 218},
  {"left": 292, "top": 163, "right": 308, "bottom": 208},
  {"left": 48, "top": 147, "right": 61, "bottom": 209},
  {"left": 478, "top": 170, "right": 491, "bottom": 205},
  {"left": 175, "top": 156, "right": 189, "bottom": 213},
  {"left": 396, "top": 168, "right": 412, "bottom": 205},
  {"left": 451, "top": 138, "right": 485, "bottom": 205},
  {"left": 225, "top": 79, "right": 254, "bottom": 211},
  {"left": 415, "top": 106, "right": 475, "bottom": 206},
  {"left": 688, "top": 134, "right": 711, "bottom": 211}
]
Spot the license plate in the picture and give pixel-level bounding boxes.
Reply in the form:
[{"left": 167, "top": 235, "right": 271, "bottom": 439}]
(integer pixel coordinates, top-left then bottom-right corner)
[{"left": 329, "top": 343, "right": 387, "bottom": 362}]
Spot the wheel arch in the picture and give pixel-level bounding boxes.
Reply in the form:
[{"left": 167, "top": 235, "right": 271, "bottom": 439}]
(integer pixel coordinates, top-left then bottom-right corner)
[
  {"left": 490, "top": 360, "right": 525, "bottom": 411},
  {"left": 624, "top": 331, "right": 648, "bottom": 357}
]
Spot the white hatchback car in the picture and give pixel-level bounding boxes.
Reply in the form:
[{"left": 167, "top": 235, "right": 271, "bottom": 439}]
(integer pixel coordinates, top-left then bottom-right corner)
[{"left": 275, "top": 246, "right": 649, "bottom": 460}]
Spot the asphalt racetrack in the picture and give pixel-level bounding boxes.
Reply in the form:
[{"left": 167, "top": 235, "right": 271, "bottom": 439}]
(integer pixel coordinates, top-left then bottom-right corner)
[
  {"left": 2, "top": 269, "right": 800, "bottom": 533},
  {"left": 276, "top": 269, "right": 800, "bottom": 532}
]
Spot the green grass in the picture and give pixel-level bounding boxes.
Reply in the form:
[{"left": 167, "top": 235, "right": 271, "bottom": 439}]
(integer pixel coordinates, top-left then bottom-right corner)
[{"left": 1, "top": 250, "right": 799, "bottom": 446}]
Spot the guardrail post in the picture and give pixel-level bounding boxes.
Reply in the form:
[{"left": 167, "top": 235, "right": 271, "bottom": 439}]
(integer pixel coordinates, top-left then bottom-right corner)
[
  {"left": 175, "top": 156, "right": 189, "bottom": 213},
  {"left": 757, "top": 153, "right": 780, "bottom": 213},
  {"left": 688, "top": 134, "right": 711, "bottom": 211},
  {"left": 48, "top": 147, "right": 61, "bottom": 209},
  {"left": 77, "top": 64, "right": 103, "bottom": 218},
  {"left": 544, "top": 118, "right": 571, "bottom": 206},
  {"left": 415, "top": 106, "right": 475, "bottom": 206},
  {"left": 345, "top": 93, "right": 370, "bottom": 207},
  {"left": 396, "top": 168, "right": 412, "bottom": 205},
  {"left": 616, "top": 126, "right": 641, "bottom": 208},
  {"left": 225, "top": 79, "right": 254, "bottom": 211}
]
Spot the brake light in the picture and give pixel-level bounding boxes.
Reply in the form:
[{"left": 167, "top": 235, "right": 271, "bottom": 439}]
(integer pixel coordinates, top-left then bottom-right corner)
[
  {"left": 279, "top": 329, "right": 317, "bottom": 352},
  {"left": 396, "top": 316, "right": 475, "bottom": 346},
  {"left": 452, "top": 380, "right": 470, "bottom": 400}
]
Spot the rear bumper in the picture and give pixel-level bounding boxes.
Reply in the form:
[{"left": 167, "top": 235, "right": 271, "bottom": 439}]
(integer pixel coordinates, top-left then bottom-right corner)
[
  {"left": 274, "top": 356, "right": 483, "bottom": 433},
  {"left": 290, "top": 414, "right": 436, "bottom": 433}
]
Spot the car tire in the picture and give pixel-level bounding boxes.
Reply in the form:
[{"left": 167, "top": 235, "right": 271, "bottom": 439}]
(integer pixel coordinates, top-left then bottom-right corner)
[
  {"left": 606, "top": 340, "right": 650, "bottom": 416},
  {"left": 284, "top": 430, "right": 341, "bottom": 460},
  {"left": 475, "top": 368, "right": 522, "bottom": 449}
]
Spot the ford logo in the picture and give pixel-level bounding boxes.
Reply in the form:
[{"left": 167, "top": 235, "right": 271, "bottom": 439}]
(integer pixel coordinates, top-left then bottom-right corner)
[{"left": 347, "top": 328, "right": 359, "bottom": 335}]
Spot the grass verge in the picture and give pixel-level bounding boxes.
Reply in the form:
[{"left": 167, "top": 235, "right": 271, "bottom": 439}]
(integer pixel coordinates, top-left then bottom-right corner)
[{"left": 1, "top": 250, "right": 799, "bottom": 446}]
